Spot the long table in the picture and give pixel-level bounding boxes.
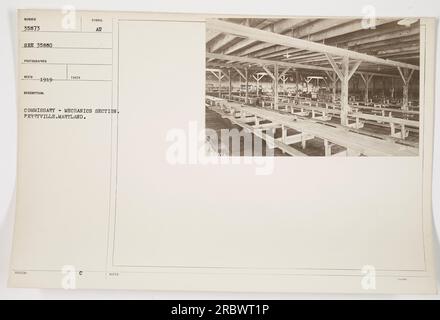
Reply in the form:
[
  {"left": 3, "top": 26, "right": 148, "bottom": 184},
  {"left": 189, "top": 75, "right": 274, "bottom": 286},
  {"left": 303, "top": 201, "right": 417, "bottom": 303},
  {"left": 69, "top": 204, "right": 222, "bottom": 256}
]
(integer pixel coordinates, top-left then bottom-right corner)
[{"left": 209, "top": 100, "right": 418, "bottom": 157}]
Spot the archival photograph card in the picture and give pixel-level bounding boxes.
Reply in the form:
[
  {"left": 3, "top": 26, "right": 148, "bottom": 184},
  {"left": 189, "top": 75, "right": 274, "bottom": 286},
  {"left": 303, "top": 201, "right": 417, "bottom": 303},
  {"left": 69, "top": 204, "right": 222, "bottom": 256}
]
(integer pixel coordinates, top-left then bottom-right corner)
[{"left": 9, "top": 9, "right": 437, "bottom": 294}]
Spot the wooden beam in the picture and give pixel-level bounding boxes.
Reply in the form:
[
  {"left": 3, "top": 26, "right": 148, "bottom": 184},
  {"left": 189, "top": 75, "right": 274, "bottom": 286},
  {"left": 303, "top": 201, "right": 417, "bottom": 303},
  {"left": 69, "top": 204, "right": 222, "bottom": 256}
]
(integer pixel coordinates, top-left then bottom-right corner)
[
  {"left": 237, "top": 19, "right": 355, "bottom": 57},
  {"left": 325, "top": 71, "right": 338, "bottom": 103},
  {"left": 206, "top": 52, "right": 400, "bottom": 78},
  {"left": 279, "top": 67, "right": 291, "bottom": 79},
  {"left": 223, "top": 18, "right": 313, "bottom": 55},
  {"left": 326, "top": 54, "right": 343, "bottom": 80},
  {"left": 254, "top": 19, "right": 399, "bottom": 59},
  {"left": 206, "top": 29, "right": 220, "bottom": 43},
  {"left": 208, "top": 70, "right": 221, "bottom": 80},
  {"left": 261, "top": 65, "right": 275, "bottom": 80},
  {"left": 253, "top": 73, "right": 265, "bottom": 81},
  {"left": 220, "top": 70, "right": 229, "bottom": 81},
  {"left": 209, "top": 19, "right": 272, "bottom": 53},
  {"left": 397, "top": 67, "right": 415, "bottom": 85},
  {"left": 207, "top": 19, "right": 419, "bottom": 70},
  {"left": 207, "top": 52, "right": 331, "bottom": 72},
  {"left": 344, "top": 24, "right": 420, "bottom": 48},
  {"left": 233, "top": 67, "right": 246, "bottom": 81}
]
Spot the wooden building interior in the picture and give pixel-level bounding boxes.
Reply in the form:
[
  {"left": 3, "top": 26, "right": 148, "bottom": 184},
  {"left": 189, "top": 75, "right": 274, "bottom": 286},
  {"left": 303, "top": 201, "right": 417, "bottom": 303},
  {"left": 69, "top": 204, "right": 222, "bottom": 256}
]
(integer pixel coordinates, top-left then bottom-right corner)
[{"left": 205, "top": 18, "right": 420, "bottom": 156}]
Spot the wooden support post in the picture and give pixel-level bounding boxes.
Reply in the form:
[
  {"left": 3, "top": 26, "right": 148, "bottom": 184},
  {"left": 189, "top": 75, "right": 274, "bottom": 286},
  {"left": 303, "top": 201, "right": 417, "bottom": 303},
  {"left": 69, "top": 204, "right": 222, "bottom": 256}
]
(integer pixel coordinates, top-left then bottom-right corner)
[
  {"left": 245, "top": 67, "right": 249, "bottom": 104},
  {"left": 270, "top": 128, "right": 276, "bottom": 139},
  {"left": 208, "top": 70, "right": 225, "bottom": 98},
  {"left": 391, "top": 77, "right": 395, "bottom": 99},
  {"left": 295, "top": 71, "right": 300, "bottom": 101},
  {"left": 256, "top": 78, "right": 259, "bottom": 97},
  {"left": 278, "top": 67, "right": 290, "bottom": 95},
  {"left": 261, "top": 65, "right": 276, "bottom": 109},
  {"left": 372, "top": 77, "right": 375, "bottom": 101},
  {"left": 324, "top": 139, "right": 332, "bottom": 156},
  {"left": 326, "top": 71, "right": 338, "bottom": 103},
  {"left": 401, "top": 124, "right": 406, "bottom": 139},
  {"left": 280, "top": 67, "right": 291, "bottom": 78},
  {"left": 301, "top": 136, "right": 307, "bottom": 149},
  {"left": 326, "top": 54, "right": 361, "bottom": 126},
  {"left": 233, "top": 67, "right": 247, "bottom": 99},
  {"left": 218, "top": 74, "right": 222, "bottom": 98},
  {"left": 359, "top": 73, "right": 374, "bottom": 105},
  {"left": 228, "top": 69, "right": 232, "bottom": 100},
  {"left": 398, "top": 67, "right": 415, "bottom": 111},
  {"left": 332, "top": 79, "right": 337, "bottom": 103},
  {"left": 220, "top": 70, "right": 230, "bottom": 100},
  {"left": 340, "top": 56, "right": 349, "bottom": 125},
  {"left": 280, "top": 75, "right": 288, "bottom": 93},
  {"left": 274, "top": 64, "right": 279, "bottom": 110},
  {"left": 365, "top": 75, "right": 370, "bottom": 104},
  {"left": 403, "top": 82, "right": 409, "bottom": 110},
  {"left": 305, "top": 77, "right": 312, "bottom": 92},
  {"left": 281, "top": 125, "right": 287, "bottom": 144},
  {"left": 390, "top": 121, "right": 396, "bottom": 136},
  {"left": 252, "top": 73, "right": 265, "bottom": 98}
]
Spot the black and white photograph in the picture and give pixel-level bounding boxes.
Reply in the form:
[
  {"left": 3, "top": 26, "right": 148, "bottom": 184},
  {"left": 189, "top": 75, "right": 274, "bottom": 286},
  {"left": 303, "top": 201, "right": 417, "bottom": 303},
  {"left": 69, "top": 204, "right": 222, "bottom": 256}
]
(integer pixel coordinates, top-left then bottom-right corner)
[
  {"left": 205, "top": 17, "right": 421, "bottom": 156},
  {"left": 1, "top": 2, "right": 438, "bottom": 300}
]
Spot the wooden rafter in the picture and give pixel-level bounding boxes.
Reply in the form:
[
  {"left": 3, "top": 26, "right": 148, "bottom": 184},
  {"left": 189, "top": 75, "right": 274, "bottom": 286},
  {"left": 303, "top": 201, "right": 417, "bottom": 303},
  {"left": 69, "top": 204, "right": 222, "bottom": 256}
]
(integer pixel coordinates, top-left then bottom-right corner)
[
  {"left": 207, "top": 19, "right": 419, "bottom": 70},
  {"left": 235, "top": 18, "right": 354, "bottom": 57},
  {"left": 252, "top": 18, "right": 399, "bottom": 59},
  {"left": 223, "top": 18, "right": 313, "bottom": 55}
]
